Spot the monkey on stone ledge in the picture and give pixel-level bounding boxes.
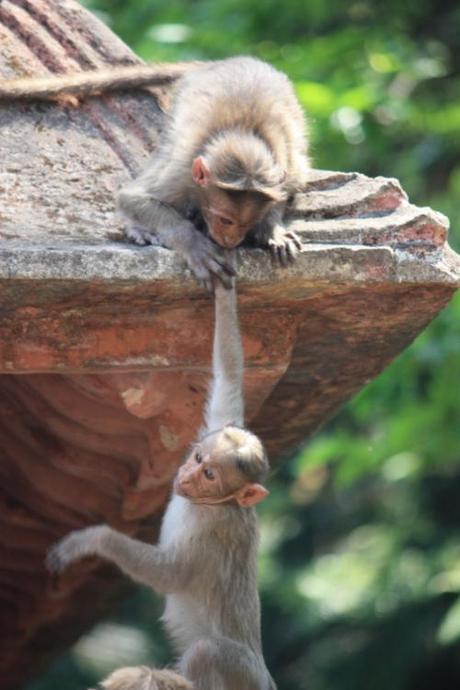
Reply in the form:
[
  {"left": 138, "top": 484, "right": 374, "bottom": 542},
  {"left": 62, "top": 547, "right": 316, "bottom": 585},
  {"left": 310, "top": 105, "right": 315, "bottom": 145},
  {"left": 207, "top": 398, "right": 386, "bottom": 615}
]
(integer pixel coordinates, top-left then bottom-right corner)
[
  {"left": 47, "top": 263, "right": 276, "bottom": 690},
  {"left": 1, "top": 57, "right": 309, "bottom": 289}
]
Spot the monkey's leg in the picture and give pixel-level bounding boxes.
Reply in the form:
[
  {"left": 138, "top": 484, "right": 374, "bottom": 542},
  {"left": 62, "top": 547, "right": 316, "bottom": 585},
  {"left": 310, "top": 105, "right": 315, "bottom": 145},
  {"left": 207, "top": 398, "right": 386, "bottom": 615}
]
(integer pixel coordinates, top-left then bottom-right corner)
[
  {"left": 47, "top": 525, "right": 188, "bottom": 594},
  {"left": 251, "top": 206, "right": 302, "bottom": 267},
  {"left": 180, "top": 637, "right": 270, "bottom": 690},
  {"left": 118, "top": 185, "right": 235, "bottom": 289}
]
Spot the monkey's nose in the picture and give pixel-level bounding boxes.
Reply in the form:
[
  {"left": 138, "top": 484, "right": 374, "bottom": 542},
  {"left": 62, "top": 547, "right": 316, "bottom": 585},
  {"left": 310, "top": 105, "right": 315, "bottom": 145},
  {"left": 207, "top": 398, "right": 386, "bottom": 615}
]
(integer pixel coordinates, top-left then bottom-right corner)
[{"left": 176, "top": 479, "right": 190, "bottom": 497}]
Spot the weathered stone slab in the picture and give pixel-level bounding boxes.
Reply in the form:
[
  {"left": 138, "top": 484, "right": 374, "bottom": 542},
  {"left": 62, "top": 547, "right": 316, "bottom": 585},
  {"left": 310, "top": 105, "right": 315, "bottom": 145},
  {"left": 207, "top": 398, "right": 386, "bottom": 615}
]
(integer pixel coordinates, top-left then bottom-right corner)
[{"left": 0, "top": 1, "right": 459, "bottom": 688}]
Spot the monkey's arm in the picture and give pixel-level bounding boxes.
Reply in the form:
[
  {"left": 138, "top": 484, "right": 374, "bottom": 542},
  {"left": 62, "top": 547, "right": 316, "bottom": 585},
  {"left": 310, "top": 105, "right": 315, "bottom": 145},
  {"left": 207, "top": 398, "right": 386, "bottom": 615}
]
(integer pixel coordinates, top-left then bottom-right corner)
[
  {"left": 204, "top": 277, "right": 244, "bottom": 432},
  {"left": 47, "top": 525, "right": 189, "bottom": 594},
  {"left": 118, "top": 182, "right": 235, "bottom": 290},
  {"left": 252, "top": 206, "right": 302, "bottom": 266}
]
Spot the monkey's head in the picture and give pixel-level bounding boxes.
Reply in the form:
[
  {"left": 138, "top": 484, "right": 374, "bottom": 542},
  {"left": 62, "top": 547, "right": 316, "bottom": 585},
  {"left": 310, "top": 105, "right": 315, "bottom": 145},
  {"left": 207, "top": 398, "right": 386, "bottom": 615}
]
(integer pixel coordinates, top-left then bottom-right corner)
[
  {"left": 191, "top": 132, "right": 287, "bottom": 249},
  {"left": 175, "top": 426, "right": 269, "bottom": 507}
]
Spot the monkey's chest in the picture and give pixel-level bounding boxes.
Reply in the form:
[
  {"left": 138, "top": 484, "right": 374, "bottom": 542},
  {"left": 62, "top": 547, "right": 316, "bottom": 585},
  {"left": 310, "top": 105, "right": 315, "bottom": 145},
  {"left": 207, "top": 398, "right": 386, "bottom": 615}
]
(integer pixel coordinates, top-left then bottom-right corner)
[
  {"left": 163, "top": 593, "right": 217, "bottom": 653},
  {"left": 159, "top": 495, "right": 204, "bottom": 548}
]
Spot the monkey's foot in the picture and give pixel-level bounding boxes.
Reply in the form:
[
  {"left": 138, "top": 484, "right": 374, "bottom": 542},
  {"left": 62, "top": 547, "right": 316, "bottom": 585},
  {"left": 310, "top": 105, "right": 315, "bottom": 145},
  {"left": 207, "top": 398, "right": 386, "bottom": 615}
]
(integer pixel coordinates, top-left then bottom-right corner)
[{"left": 268, "top": 226, "right": 302, "bottom": 266}]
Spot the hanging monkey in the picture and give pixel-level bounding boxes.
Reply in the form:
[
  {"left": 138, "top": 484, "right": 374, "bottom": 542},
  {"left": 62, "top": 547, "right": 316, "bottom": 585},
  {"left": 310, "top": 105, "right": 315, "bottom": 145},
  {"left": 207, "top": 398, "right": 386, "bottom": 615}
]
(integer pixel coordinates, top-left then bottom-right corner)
[{"left": 47, "top": 267, "right": 275, "bottom": 690}]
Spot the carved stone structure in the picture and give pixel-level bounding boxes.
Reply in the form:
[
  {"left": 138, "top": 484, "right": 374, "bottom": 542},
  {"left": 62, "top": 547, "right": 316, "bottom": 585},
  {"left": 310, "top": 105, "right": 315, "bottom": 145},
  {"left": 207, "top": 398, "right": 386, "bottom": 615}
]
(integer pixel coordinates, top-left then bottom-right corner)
[{"left": 0, "top": 1, "right": 459, "bottom": 688}]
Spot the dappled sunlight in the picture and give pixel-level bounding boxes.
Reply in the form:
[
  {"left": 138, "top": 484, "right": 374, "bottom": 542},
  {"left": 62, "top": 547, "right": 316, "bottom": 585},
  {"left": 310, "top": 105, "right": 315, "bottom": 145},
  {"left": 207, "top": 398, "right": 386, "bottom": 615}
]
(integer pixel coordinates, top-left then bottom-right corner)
[
  {"left": 72, "top": 623, "right": 152, "bottom": 678},
  {"left": 437, "top": 597, "right": 460, "bottom": 645}
]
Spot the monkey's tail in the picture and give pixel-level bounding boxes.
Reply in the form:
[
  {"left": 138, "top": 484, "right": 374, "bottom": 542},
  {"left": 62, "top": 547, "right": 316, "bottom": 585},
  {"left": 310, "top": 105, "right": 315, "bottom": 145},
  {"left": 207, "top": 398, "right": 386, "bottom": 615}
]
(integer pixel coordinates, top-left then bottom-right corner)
[
  {"left": 0, "top": 62, "right": 202, "bottom": 101},
  {"left": 97, "top": 665, "right": 193, "bottom": 690}
]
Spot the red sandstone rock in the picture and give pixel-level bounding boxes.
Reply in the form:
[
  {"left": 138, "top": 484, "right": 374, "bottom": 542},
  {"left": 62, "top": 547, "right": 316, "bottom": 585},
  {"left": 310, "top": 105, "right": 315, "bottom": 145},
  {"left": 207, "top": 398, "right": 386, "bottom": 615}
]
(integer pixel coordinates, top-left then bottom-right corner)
[{"left": 0, "top": 1, "right": 459, "bottom": 688}]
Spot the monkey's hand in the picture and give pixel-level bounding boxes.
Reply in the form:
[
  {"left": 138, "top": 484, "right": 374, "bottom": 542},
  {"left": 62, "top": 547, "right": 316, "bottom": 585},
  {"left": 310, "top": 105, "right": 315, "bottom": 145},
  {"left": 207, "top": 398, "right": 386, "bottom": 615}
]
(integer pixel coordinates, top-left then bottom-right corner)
[
  {"left": 267, "top": 225, "right": 302, "bottom": 266},
  {"left": 184, "top": 232, "right": 236, "bottom": 291},
  {"left": 46, "top": 525, "right": 110, "bottom": 574},
  {"left": 125, "top": 225, "right": 161, "bottom": 246}
]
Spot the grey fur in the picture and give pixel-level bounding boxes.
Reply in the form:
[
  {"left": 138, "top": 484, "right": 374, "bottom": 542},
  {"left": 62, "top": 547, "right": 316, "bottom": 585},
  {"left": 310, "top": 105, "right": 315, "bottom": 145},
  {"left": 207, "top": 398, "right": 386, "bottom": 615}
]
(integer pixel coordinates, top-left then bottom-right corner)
[
  {"left": 118, "top": 56, "right": 309, "bottom": 286},
  {"left": 46, "top": 279, "right": 274, "bottom": 690}
]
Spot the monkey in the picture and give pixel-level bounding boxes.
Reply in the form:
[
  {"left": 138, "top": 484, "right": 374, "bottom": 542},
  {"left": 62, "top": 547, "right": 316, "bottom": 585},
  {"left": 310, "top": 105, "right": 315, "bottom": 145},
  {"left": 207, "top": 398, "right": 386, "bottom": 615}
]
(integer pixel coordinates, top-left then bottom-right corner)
[
  {"left": 46, "top": 266, "right": 276, "bottom": 690},
  {"left": 1, "top": 57, "right": 308, "bottom": 289},
  {"left": 98, "top": 666, "right": 193, "bottom": 690}
]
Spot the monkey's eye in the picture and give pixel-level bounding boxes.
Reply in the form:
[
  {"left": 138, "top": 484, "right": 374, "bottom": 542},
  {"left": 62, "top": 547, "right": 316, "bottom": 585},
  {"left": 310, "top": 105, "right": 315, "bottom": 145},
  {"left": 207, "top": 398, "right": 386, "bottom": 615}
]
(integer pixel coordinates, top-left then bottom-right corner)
[
  {"left": 203, "top": 467, "right": 214, "bottom": 480},
  {"left": 195, "top": 451, "right": 202, "bottom": 464},
  {"left": 219, "top": 216, "right": 234, "bottom": 226}
]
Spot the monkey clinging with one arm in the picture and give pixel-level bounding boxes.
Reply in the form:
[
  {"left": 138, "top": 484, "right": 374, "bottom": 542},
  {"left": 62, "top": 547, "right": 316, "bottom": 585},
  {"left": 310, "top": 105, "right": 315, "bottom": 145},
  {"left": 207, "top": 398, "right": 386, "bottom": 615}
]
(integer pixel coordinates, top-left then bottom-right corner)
[
  {"left": 47, "top": 267, "right": 276, "bottom": 690},
  {"left": 1, "top": 56, "right": 308, "bottom": 289}
]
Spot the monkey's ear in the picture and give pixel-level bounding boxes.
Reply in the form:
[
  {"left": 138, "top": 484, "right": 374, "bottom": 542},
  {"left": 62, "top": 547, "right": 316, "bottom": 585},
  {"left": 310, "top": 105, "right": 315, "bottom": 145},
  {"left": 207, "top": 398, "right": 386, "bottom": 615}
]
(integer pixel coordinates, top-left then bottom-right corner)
[
  {"left": 192, "top": 156, "right": 211, "bottom": 186},
  {"left": 235, "top": 483, "right": 269, "bottom": 507}
]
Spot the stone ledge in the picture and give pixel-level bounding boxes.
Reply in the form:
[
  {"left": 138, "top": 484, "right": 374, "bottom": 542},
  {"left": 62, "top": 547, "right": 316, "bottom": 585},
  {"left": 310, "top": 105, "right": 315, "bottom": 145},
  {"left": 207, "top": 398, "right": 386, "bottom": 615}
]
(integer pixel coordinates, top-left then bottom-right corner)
[
  {"left": 0, "top": 240, "right": 456, "bottom": 285},
  {"left": 0, "top": 0, "right": 459, "bottom": 688}
]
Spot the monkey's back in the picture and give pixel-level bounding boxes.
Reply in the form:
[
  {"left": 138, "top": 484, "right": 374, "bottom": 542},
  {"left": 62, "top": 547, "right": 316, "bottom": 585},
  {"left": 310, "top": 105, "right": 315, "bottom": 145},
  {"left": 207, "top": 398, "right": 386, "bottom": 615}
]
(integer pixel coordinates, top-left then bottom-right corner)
[{"left": 168, "top": 57, "right": 308, "bottom": 179}]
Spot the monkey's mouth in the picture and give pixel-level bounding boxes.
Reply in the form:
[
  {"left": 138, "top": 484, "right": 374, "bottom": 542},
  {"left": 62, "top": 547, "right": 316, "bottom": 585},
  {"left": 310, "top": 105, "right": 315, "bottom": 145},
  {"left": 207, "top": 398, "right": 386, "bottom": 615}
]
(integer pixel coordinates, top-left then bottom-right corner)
[
  {"left": 174, "top": 480, "right": 189, "bottom": 498},
  {"left": 208, "top": 228, "right": 243, "bottom": 249}
]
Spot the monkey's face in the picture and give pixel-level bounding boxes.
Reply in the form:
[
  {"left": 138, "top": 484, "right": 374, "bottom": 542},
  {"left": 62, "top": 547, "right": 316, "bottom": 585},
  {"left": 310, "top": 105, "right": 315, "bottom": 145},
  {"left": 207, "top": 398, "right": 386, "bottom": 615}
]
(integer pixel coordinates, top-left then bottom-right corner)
[
  {"left": 175, "top": 436, "right": 236, "bottom": 503},
  {"left": 174, "top": 430, "right": 269, "bottom": 507},
  {"left": 198, "top": 187, "right": 273, "bottom": 249}
]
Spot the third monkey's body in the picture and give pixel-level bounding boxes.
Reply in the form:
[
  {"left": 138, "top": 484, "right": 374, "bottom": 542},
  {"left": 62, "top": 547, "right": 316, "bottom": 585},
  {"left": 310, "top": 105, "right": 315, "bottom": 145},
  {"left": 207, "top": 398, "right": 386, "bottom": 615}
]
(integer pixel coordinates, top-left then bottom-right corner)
[{"left": 119, "top": 56, "right": 308, "bottom": 286}]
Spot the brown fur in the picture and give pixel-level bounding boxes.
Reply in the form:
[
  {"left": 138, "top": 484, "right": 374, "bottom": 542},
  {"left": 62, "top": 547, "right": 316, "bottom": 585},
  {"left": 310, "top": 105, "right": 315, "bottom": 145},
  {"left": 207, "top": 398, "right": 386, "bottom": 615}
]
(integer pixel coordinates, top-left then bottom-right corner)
[{"left": 99, "top": 666, "right": 193, "bottom": 690}]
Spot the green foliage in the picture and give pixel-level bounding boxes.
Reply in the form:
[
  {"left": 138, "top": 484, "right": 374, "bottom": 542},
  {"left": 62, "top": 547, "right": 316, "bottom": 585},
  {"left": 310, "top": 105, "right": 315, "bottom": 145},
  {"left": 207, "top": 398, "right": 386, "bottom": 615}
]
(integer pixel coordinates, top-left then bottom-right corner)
[{"left": 31, "top": 2, "right": 460, "bottom": 689}]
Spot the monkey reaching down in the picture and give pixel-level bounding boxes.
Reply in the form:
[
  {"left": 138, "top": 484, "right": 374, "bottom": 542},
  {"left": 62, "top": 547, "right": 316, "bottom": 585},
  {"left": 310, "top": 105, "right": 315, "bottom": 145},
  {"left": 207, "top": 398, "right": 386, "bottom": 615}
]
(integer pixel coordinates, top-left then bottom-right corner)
[
  {"left": 47, "top": 270, "right": 275, "bottom": 690},
  {"left": 119, "top": 57, "right": 307, "bottom": 288},
  {"left": 1, "top": 57, "right": 308, "bottom": 288}
]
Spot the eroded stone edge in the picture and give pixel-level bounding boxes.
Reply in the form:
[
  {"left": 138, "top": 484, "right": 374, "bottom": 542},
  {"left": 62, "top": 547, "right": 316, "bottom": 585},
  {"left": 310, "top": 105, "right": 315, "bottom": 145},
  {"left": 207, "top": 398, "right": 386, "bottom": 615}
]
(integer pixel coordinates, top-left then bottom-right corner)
[{"left": 0, "top": 243, "right": 458, "bottom": 286}]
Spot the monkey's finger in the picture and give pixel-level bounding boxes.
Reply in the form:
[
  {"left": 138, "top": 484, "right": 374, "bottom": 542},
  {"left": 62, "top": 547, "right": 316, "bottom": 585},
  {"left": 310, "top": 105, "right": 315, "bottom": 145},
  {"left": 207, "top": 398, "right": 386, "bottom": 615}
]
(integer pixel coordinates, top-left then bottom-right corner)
[
  {"left": 288, "top": 232, "right": 303, "bottom": 251},
  {"left": 206, "top": 256, "right": 229, "bottom": 276},
  {"left": 224, "top": 249, "right": 238, "bottom": 273},
  {"left": 204, "top": 273, "right": 227, "bottom": 291},
  {"left": 46, "top": 546, "right": 65, "bottom": 574},
  {"left": 277, "top": 244, "right": 289, "bottom": 267},
  {"left": 126, "top": 227, "right": 148, "bottom": 246},
  {"left": 217, "top": 270, "right": 234, "bottom": 289},
  {"left": 203, "top": 278, "right": 214, "bottom": 293},
  {"left": 269, "top": 244, "right": 279, "bottom": 265},
  {"left": 188, "top": 260, "right": 210, "bottom": 284},
  {"left": 286, "top": 241, "right": 298, "bottom": 263},
  {"left": 209, "top": 255, "right": 236, "bottom": 277},
  {"left": 203, "top": 248, "right": 236, "bottom": 275},
  {"left": 207, "top": 260, "right": 234, "bottom": 289}
]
